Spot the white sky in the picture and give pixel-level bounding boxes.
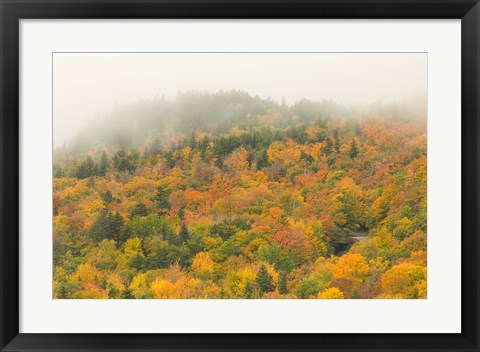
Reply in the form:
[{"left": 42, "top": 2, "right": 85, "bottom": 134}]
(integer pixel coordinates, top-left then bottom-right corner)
[{"left": 53, "top": 53, "right": 427, "bottom": 147}]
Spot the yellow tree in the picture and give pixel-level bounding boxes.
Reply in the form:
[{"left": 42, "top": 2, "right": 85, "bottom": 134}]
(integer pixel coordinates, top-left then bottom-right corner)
[
  {"left": 332, "top": 253, "right": 370, "bottom": 283},
  {"left": 267, "top": 140, "right": 301, "bottom": 164},
  {"left": 380, "top": 262, "right": 426, "bottom": 298},
  {"left": 191, "top": 252, "right": 215, "bottom": 278},
  {"left": 318, "top": 287, "right": 345, "bottom": 299}
]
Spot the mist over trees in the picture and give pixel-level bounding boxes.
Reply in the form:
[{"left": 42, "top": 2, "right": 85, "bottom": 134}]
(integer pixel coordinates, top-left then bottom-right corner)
[
  {"left": 53, "top": 90, "right": 427, "bottom": 299},
  {"left": 57, "top": 90, "right": 425, "bottom": 155}
]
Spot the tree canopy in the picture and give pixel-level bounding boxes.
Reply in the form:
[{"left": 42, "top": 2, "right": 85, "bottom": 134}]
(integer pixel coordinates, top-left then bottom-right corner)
[{"left": 53, "top": 91, "right": 427, "bottom": 299}]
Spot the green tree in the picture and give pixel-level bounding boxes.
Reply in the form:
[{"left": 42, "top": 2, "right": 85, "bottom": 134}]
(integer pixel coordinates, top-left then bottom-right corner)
[
  {"left": 348, "top": 139, "right": 359, "bottom": 159},
  {"left": 333, "top": 130, "right": 341, "bottom": 152},
  {"left": 178, "top": 223, "right": 189, "bottom": 244},
  {"left": 98, "top": 152, "right": 109, "bottom": 175},
  {"left": 155, "top": 185, "right": 171, "bottom": 212},
  {"left": 127, "top": 214, "right": 170, "bottom": 240},
  {"left": 129, "top": 203, "right": 149, "bottom": 219},
  {"left": 256, "top": 265, "right": 275, "bottom": 293},
  {"left": 278, "top": 271, "right": 288, "bottom": 294},
  {"left": 89, "top": 210, "right": 125, "bottom": 244},
  {"left": 324, "top": 137, "right": 333, "bottom": 155},
  {"left": 122, "top": 288, "right": 134, "bottom": 299},
  {"left": 177, "top": 206, "right": 185, "bottom": 220},
  {"left": 76, "top": 156, "right": 97, "bottom": 179},
  {"left": 101, "top": 190, "right": 114, "bottom": 205},
  {"left": 294, "top": 278, "right": 321, "bottom": 298},
  {"left": 256, "top": 244, "right": 295, "bottom": 273},
  {"left": 113, "top": 150, "right": 136, "bottom": 173},
  {"left": 209, "top": 222, "right": 238, "bottom": 240},
  {"left": 53, "top": 166, "right": 63, "bottom": 178},
  {"left": 244, "top": 282, "right": 254, "bottom": 299},
  {"left": 56, "top": 283, "right": 69, "bottom": 299},
  {"left": 256, "top": 150, "right": 270, "bottom": 170}
]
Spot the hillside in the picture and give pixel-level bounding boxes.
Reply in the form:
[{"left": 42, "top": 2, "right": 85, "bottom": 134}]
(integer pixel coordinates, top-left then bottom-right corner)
[{"left": 53, "top": 91, "right": 427, "bottom": 299}]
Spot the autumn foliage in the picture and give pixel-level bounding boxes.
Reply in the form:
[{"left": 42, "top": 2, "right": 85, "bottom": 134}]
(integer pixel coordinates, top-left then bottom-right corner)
[{"left": 53, "top": 91, "right": 427, "bottom": 299}]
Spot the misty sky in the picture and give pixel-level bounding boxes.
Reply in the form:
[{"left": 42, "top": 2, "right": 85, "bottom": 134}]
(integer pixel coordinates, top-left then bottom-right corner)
[{"left": 53, "top": 53, "right": 427, "bottom": 147}]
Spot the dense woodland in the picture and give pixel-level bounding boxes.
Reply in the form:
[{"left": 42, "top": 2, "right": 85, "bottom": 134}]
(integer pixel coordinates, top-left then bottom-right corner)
[{"left": 53, "top": 91, "right": 427, "bottom": 299}]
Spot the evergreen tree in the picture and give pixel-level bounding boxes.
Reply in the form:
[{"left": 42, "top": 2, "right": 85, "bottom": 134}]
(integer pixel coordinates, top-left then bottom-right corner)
[
  {"left": 122, "top": 288, "right": 134, "bottom": 299},
  {"left": 178, "top": 223, "right": 189, "bottom": 244},
  {"left": 256, "top": 265, "right": 275, "bottom": 293},
  {"left": 163, "top": 151, "right": 176, "bottom": 168},
  {"left": 199, "top": 136, "right": 210, "bottom": 152},
  {"left": 53, "top": 166, "right": 63, "bottom": 178},
  {"left": 199, "top": 136, "right": 211, "bottom": 162},
  {"left": 333, "top": 130, "right": 341, "bottom": 152},
  {"left": 256, "top": 150, "right": 270, "bottom": 170},
  {"left": 178, "top": 207, "right": 185, "bottom": 221},
  {"left": 188, "top": 132, "right": 197, "bottom": 149},
  {"left": 111, "top": 212, "right": 126, "bottom": 243},
  {"left": 101, "top": 190, "right": 114, "bottom": 205},
  {"left": 278, "top": 271, "right": 288, "bottom": 294},
  {"left": 210, "top": 222, "right": 237, "bottom": 240},
  {"left": 76, "top": 156, "right": 97, "bottom": 179},
  {"left": 99, "top": 152, "right": 108, "bottom": 175},
  {"left": 155, "top": 185, "right": 171, "bottom": 212},
  {"left": 324, "top": 137, "right": 333, "bottom": 155},
  {"left": 348, "top": 139, "right": 359, "bottom": 159},
  {"left": 57, "top": 283, "right": 69, "bottom": 299},
  {"left": 112, "top": 150, "right": 136, "bottom": 173},
  {"left": 89, "top": 210, "right": 125, "bottom": 244},
  {"left": 129, "top": 203, "right": 149, "bottom": 219},
  {"left": 244, "top": 282, "right": 254, "bottom": 299}
]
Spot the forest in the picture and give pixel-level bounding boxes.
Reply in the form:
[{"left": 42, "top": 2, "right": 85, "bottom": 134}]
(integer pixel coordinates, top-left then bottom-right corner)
[{"left": 53, "top": 90, "right": 427, "bottom": 299}]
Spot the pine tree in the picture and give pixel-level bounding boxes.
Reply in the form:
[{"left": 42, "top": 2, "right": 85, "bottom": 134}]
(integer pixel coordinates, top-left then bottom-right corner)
[
  {"left": 57, "top": 284, "right": 69, "bottom": 299},
  {"left": 178, "top": 223, "right": 189, "bottom": 244},
  {"left": 188, "top": 132, "right": 197, "bottom": 149},
  {"left": 348, "top": 139, "right": 359, "bottom": 159},
  {"left": 53, "top": 166, "right": 63, "bottom": 178},
  {"left": 113, "top": 150, "right": 136, "bottom": 173},
  {"left": 278, "top": 271, "right": 288, "bottom": 294},
  {"left": 129, "top": 203, "right": 149, "bottom": 219},
  {"left": 178, "top": 207, "right": 185, "bottom": 220},
  {"left": 101, "top": 190, "right": 114, "bottom": 205},
  {"left": 76, "top": 156, "right": 97, "bottom": 179},
  {"left": 89, "top": 210, "right": 125, "bottom": 244},
  {"left": 93, "top": 162, "right": 99, "bottom": 176},
  {"left": 199, "top": 136, "right": 210, "bottom": 152},
  {"left": 333, "top": 131, "right": 341, "bottom": 152},
  {"left": 256, "top": 265, "right": 275, "bottom": 293},
  {"left": 155, "top": 185, "right": 171, "bottom": 212},
  {"left": 256, "top": 150, "right": 270, "bottom": 170},
  {"left": 244, "top": 282, "right": 254, "bottom": 299},
  {"left": 99, "top": 152, "right": 108, "bottom": 175},
  {"left": 122, "top": 288, "right": 134, "bottom": 299},
  {"left": 324, "top": 137, "right": 333, "bottom": 155},
  {"left": 89, "top": 210, "right": 110, "bottom": 242},
  {"left": 111, "top": 212, "right": 126, "bottom": 244}
]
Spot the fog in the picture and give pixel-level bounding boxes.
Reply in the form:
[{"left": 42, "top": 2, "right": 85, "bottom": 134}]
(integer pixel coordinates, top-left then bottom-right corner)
[{"left": 53, "top": 53, "right": 427, "bottom": 147}]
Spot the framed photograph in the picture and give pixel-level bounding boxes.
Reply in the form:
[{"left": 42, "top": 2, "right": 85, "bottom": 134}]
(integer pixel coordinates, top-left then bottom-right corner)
[{"left": 1, "top": 0, "right": 479, "bottom": 351}]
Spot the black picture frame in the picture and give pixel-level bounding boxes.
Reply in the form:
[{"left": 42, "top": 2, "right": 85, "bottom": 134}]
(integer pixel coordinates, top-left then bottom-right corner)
[{"left": 1, "top": 0, "right": 479, "bottom": 351}]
